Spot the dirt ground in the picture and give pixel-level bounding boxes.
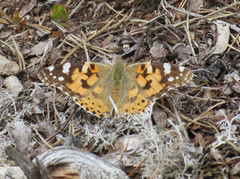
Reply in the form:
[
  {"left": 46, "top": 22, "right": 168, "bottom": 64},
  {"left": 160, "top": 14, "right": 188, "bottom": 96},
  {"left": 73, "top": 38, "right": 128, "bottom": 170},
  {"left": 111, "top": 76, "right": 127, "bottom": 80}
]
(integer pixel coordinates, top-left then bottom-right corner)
[{"left": 0, "top": 0, "right": 240, "bottom": 178}]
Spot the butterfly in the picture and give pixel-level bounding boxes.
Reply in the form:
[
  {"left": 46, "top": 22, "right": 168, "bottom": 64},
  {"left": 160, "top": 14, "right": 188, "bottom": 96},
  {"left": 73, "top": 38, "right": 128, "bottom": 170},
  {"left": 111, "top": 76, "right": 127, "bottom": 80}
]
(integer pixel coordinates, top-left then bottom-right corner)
[{"left": 38, "top": 57, "right": 193, "bottom": 118}]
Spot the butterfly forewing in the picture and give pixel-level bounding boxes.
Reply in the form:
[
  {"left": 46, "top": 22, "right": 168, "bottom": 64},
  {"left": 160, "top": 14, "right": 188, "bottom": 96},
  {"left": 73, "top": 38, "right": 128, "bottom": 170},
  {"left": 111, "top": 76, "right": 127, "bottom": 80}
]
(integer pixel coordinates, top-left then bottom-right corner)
[
  {"left": 39, "top": 62, "right": 113, "bottom": 117},
  {"left": 127, "top": 62, "right": 193, "bottom": 99}
]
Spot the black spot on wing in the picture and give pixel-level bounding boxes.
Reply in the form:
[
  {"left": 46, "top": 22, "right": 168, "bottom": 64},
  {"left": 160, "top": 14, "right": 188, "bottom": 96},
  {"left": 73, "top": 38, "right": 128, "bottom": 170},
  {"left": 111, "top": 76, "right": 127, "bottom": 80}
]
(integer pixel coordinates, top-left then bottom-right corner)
[
  {"left": 81, "top": 79, "right": 91, "bottom": 88},
  {"left": 143, "top": 80, "right": 152, "bottom": 90}
]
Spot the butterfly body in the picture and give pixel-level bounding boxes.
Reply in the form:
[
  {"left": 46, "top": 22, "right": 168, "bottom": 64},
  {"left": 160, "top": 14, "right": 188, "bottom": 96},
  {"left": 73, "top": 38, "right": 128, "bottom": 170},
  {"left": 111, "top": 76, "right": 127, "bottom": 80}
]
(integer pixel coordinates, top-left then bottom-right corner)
[{"left": 39, "top": 58, "right": 192, "bottom": 118}]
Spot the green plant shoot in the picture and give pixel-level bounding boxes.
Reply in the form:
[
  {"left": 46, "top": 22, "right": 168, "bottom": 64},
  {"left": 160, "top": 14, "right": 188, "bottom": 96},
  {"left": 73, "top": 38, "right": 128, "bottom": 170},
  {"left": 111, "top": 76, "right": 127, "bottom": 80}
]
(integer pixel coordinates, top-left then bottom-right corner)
[{"left": 50, "top": 4, "right": 69, "bottom": 29}]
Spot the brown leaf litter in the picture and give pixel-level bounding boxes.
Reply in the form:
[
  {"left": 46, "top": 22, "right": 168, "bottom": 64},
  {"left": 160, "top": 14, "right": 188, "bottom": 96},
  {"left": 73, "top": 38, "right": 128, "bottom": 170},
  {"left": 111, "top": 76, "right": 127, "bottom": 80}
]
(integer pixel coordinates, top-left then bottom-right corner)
[{"left": 0, "top": 0, "right": 240, "bottom": 178}]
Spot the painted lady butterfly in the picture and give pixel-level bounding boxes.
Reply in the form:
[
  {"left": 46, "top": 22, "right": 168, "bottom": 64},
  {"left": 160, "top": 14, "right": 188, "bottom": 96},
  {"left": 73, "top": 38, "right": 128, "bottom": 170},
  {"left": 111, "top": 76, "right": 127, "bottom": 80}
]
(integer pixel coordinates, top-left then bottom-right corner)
[{"left": 39, "top": 57, "right": 192, "bottom": 118}]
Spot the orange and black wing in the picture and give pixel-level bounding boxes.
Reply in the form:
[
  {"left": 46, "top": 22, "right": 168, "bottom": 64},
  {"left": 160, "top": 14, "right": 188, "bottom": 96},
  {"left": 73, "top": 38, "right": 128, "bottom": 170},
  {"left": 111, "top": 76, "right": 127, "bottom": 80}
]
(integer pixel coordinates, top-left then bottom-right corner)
[{"left": 39, "top": 62, "right": 113, "bottom": 117}]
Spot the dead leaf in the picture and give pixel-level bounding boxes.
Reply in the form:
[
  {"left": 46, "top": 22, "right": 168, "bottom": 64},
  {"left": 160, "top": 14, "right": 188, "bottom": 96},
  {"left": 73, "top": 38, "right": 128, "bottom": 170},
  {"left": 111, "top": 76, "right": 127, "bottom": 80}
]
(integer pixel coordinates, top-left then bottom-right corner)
[
  {"left": 173, "top": 44, "right": 192, "bottom": 60},
  {"left": 194, "top": 133, "right": 206, "bottom": 149},
  {"left": 0, "top": 166, "right": 26, "bottom": 179},
  {"left": 0, "top": 31, "right": 12, "bottom": 38},
  {"left": 101, "top": 35, "right": 114, "bottom": 48},
  {"left": 150, "top": 41, "right": 166, "bottom": 58},
  {"left": 222, "top": 84, "right": 233, "bottom": 95},
  {"left": 224, "top": 70, "right": 240, "bottom": 93},
  {"left": 0, "top": 18, "right": 9, "bottom": 24},
  {"left": 31, "top": 40, "right": 53, "bottom": 55},
  {"left": 19, "top": 0, "right": 37, "bottom": 18},
  {"left": 189, "top": 0, "right": 203, "bottom": 12},
  {"left": 231, "top": 82, "right": 240, "bottom": 93},
  {"left": 211, "top": 22, "right": 230, "bottom": 54},
  {"left": 8, "top": 120, "right": 32, "bottom": 155},
  {"left": 231, "top": 161, "right": 240, "bottom": 175},
  {"left": 224, "top": 70, "right": 240, "bottom": 83},
  {"left": 209, "top": 148, "right": 223, "bottom": 161},
  {"left": 0, "top": 55, "right": 19, "bottom": 75},
  {"left": 114, "top": 134, "right": 144, "bottom": 153}
]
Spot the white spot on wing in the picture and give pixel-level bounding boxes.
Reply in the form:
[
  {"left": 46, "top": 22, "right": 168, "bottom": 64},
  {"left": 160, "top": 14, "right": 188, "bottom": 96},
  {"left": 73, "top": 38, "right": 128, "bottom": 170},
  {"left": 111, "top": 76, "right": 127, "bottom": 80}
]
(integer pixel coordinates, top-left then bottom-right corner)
[
  {"left": 50, "top": 72, "right": 52, "bottom": 76},
  {"left": 82, "top": 64, "right": 88, "bottom": 73},
  {"left": 147, "top": 65, "right": 153, "bottom": 72},
  {"left": 58, "top": 76, "right": 64, "bottom": 81},
  {"left": 163, "top": 63, "right": 171, "bottom": 74},
  {"left": 176, "top": 76, "right": 179, "bottom": 79},
  {"left": 49, "top": 66, "right": 54, "bottom": 72},
  {"left": 62, "top": 63, "right": 71, "bottom": 73},
  {"left": 179, "top": 66, "right": 185, "bottom": 72},
  {"left": 53, "top": 76, "right": 56, "bottom": 79},
  {"left": 168, "top": 77, "right": 174, "bottom": 82}
]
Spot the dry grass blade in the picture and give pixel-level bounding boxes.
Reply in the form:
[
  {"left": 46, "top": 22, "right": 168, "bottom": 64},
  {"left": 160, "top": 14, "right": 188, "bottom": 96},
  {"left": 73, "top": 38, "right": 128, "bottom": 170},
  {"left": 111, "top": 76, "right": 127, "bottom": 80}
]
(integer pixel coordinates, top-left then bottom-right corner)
[
  {"left": 10, "top": 36, "right": 25, "bottom": 70},
  {"left": 33, "top": 126, "right": 53, "bottom": 149},
  {"left": 192, "top": 101, "right": 227, "bottom": 123},
  {"left": 128, "top": 157, "right": 148, "bottom": 177}
]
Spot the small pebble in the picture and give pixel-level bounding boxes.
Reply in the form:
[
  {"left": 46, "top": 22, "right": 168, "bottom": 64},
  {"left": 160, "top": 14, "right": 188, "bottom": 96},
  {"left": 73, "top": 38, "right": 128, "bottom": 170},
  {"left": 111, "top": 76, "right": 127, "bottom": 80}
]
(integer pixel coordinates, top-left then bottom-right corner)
[{"left": 4, "top": 76, "right": 24, "bottom": 93}]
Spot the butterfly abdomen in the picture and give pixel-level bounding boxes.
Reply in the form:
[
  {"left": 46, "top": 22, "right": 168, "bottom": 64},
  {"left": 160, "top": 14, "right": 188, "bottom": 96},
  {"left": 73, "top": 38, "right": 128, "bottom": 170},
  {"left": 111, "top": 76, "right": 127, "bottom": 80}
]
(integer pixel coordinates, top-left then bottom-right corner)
[{"left": 111, "top": 62, "right": 125, "bottom": 103}]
